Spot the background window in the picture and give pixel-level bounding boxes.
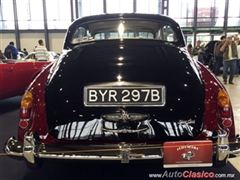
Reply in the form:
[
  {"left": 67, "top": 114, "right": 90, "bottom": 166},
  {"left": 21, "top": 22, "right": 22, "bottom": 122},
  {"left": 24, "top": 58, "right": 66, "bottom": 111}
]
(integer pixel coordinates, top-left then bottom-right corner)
[
  {"left": 186, "top": 35, "right": 193, "bottom": 45},
  {"left": 106, "top": 0, "right": 133, "bottom": 13},
  {"left": 0, "top": 0, "right": 15, "bottom": 29},
  {"left": 213, "top": 35, "right": 222, "bottom": 40},
  {"left": 136, "top": 0, "right": 158, "bottom": 14},
  {"left": 169, "top": 0, "right": 194, "bottom": 27},
  {"left": 16, "top": 0, "right": 44, "bottom": 29},
  {"left": 162, "top": 25, "right": 176, "bottom": 42},
  {"left": 79, "top": 0, "right": 104, "bottom": 17},
  {"left": 227, "top": 0, "right": 240, "bottom": 26},
  {"left": 197, "top": 0, "right": 225, "bottom": 27},
  {"left": 196, "top": 34, "right": 211, "bottom": 46},
  {"left": 46, "top": 0, "right": 71, "bottom": 29},
  {"left": 169, "top": 0, "right": 194, "bottom": 18},
  {"left": 72, "top": 27, "right": 86, "bottom": 43}
]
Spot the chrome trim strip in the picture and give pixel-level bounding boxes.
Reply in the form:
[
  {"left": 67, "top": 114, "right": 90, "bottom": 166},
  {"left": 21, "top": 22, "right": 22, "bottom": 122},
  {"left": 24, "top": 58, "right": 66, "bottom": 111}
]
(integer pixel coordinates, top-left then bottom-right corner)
[
  {"left": 102, "top": 127, "right": 148, "bottom": 133},
  {"left": 164, "top": 163, "right": 213, "bottom": 168},
  {"left": 38, "top": 154, "right": 162, "bottom": 161}
]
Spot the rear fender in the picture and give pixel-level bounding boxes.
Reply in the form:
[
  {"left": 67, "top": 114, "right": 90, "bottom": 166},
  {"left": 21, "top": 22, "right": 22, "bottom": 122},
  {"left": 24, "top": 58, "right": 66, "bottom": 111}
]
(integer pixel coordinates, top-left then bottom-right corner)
[
  {"left": 197, "top": 62, "right": 235, "bottom": 138},
  {"left": 17, "top": 65, "right": 52, "bottom": 141}
]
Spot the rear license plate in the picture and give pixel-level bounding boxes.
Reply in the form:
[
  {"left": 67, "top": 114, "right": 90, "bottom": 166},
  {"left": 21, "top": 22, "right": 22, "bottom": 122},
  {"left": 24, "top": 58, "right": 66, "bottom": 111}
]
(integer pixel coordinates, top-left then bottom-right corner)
[
  {"left": 163, "top": 141, "right": 213, "bottom": 168},
  {"left": 84, "top": 86, "right": 166, "bottom": 107}
]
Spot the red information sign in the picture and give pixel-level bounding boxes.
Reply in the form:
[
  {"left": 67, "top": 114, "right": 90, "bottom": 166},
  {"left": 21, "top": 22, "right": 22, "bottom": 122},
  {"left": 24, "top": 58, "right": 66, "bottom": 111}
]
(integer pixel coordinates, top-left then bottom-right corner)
[{"left": 164, "top": 140, "right": 213, "bottom": 168}]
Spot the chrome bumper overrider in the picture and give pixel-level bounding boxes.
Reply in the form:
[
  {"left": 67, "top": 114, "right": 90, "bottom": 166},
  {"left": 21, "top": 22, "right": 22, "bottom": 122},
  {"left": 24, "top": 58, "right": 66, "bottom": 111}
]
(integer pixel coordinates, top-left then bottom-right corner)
[{"left": 4, "top": 131, "right": 240, "bottom": 165}]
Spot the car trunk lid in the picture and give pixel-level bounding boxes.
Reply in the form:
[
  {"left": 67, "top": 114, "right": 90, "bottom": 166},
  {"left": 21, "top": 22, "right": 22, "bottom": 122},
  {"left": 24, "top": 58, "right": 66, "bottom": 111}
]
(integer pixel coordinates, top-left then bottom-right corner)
[{"left": 45, "top": 40, "right": 205, "bottom": 142}]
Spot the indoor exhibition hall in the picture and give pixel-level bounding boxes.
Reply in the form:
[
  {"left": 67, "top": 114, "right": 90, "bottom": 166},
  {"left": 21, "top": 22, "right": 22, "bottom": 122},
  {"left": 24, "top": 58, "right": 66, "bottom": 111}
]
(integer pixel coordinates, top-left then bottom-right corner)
[{"left": 0, "top": 0, "right": 240, "bottom": 180}]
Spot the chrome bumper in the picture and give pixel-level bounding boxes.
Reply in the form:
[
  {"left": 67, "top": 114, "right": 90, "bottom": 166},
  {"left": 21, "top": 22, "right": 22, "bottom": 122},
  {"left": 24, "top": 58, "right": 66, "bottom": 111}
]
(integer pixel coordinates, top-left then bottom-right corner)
[
  {"left": 4, "top": 131, "right": 240, "bottom": 165},
  {"left": 5, "top": 132, "right": 163, "bottom": 164}
]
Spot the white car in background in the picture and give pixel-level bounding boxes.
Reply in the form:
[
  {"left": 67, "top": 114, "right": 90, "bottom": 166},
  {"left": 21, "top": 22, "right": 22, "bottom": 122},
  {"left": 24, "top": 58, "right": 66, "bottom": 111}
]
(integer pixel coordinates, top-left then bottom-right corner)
[
  {"left": 17, "top": 52, "right": 27, "bottom": 60},
  {"left": 23, "top": 51, "right": 60, "bottom": 62}
]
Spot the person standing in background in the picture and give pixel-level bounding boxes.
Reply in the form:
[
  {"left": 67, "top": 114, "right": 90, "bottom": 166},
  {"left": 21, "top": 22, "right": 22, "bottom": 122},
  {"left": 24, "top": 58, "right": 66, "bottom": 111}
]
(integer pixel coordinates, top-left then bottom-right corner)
[
  {"left": 192, "top": 40, "right": 205, "bottom": 63},
  {"left": 213, "top": 36, "right": 226, "bottom": 76},
  {"left": 34, "top": 39, "right": 49, "bottom": 61},
  {"left": 220, "top": 36, "right": 238, "bottom": 84},
  {"left": 4, "top": 42, "right": 18, "bottom": 60}
]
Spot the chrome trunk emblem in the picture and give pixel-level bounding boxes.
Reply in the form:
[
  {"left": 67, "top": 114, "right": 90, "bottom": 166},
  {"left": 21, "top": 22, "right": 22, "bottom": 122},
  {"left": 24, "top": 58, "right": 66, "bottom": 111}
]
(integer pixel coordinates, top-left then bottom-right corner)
[
  {"left": 101, "top": 109, "right": 149, "bottom": 122},
  {"left": 120, "top": 109, "right": 129, "bottom": 122},
  {"left": 102, "top": 109, "right": 149, "bottom": 134}
]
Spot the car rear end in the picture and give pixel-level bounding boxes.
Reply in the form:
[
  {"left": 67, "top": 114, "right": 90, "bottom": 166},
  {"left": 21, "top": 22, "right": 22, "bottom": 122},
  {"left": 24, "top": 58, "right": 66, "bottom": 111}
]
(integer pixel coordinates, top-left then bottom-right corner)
[
  {"left": 4, "top": 14, "right": 240, "bottom": 169},
  {"left": 5, "top": 40, "right": 239, "bottom": 168}
]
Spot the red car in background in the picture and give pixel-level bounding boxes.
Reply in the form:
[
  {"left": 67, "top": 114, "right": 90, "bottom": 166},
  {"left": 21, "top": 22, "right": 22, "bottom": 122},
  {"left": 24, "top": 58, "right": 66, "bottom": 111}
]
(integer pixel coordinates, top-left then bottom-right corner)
[{"left": 0, "top": 59, "right": 51, "bottom": 100}]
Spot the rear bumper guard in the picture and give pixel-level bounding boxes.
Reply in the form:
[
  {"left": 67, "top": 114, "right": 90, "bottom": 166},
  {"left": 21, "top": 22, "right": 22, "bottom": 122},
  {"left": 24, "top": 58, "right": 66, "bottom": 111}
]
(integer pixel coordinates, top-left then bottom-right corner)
[{"left": 4, "top": 131, "right": 240, "bottom": 165}]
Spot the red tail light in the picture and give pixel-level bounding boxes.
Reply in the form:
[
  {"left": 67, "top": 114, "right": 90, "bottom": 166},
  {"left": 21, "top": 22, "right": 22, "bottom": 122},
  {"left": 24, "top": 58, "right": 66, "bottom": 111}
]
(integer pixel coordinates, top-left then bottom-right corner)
[
  {"left": 19, "top": 119, "right": 29, "bottom": 129},
  {"left": 19, "top": 91, "right": 33, "bottom": 129},
  {"left": 222, "top": 118, "right": 233, "bottom": 127},
  {"left": 217, "top": 90, "right": 232, "bottom": 127}
]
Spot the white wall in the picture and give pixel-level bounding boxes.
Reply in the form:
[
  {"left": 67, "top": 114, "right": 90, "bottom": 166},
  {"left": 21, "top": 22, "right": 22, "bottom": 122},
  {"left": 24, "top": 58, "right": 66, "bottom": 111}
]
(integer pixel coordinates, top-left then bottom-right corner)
[
  {"left": 0, "top": 33, "right": 16, "bottom": 51},
  {"left": 0, "top": 32, "right": 65, "bottom": 53},
  {"left": 20, "top": 33, "right": 45, "bottom": 53},
  {"left": 49, "top": 33, "right": 65, "bottom": 53}
]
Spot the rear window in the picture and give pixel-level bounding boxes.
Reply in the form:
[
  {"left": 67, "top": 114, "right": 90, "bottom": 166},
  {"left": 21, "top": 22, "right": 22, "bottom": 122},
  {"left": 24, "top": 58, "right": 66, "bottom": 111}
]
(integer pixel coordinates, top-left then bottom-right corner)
[{"left": 71, "top": 20, "right": 177, "bottom": 44}]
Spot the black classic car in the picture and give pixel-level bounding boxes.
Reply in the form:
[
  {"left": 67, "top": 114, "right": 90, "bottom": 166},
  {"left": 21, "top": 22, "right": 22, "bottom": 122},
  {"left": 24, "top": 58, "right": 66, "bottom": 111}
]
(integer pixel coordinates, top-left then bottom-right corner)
[{"left": 5, "top": 13, "right": 240, "bottom": 169}]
